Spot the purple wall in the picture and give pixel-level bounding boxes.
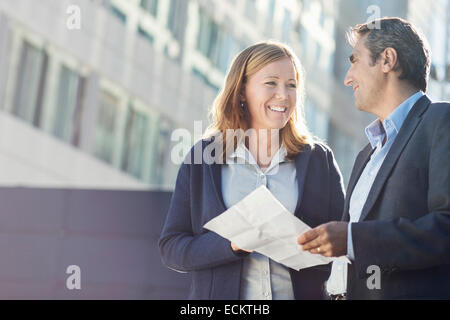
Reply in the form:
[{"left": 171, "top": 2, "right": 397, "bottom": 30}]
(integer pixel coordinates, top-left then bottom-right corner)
[{"left": 0, "top": 187, "right": 190, "bottom": 299}]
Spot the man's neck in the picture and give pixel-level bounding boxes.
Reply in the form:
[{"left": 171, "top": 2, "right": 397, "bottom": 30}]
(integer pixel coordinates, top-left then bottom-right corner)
[{"left": 376, "top": 85, "right": 418, "bottom": 122}]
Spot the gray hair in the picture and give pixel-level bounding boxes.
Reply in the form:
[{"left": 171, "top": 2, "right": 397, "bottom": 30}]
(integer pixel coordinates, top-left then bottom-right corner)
[{"left": 347, "top": 17, "right": 431, "bottom": 92}]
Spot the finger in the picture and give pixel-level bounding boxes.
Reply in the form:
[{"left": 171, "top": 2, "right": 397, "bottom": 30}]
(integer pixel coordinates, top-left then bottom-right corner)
[
  {"left": 301, "top": 237, "right": 322, "bottom": 251},
  {"left": 297, "top": 228, "right": 319, "bottom": 245},
  {"left": 308, "top": 244, "right": 331, "bottom": 256}
]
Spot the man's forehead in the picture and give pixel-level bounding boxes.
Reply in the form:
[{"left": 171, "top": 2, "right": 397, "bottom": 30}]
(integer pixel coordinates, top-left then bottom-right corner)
[{"left": 353, "top": 34, "right": 369, "bottom": 51}]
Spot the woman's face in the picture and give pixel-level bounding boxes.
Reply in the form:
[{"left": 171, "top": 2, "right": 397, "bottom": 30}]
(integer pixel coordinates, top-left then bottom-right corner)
[{"left": 243, "top": 57, "right": 298, "bottom": 130}]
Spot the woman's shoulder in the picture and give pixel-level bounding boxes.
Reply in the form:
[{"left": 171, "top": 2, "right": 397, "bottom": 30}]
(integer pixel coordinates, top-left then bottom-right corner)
[
  {"left": 303, "top": 141, "right": 333, "bottom": 157},
  {"left": 182, "top": 137, "right": 218, "bottom": 166}
]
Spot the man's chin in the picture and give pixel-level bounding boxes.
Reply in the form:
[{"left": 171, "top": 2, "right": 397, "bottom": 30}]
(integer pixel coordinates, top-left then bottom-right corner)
[{"left": 355, "top": 101, "right": 366, "bottom": 111}]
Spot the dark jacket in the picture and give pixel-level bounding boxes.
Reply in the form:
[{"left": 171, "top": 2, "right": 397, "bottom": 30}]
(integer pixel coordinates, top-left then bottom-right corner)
[
  {"left": 344, "top": 95, "right": 450, "bottom": 299},
  {"left": 159, "top": 140, "right": 345, "bottom": 299}
]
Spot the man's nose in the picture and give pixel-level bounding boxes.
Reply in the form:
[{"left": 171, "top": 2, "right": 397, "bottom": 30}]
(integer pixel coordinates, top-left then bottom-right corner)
[{"left": 344, "top": 68, "right": 353, "bottom": 87}]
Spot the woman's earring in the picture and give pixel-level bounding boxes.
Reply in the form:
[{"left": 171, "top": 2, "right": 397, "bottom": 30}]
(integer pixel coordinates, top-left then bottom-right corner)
[{"left": 240, "top": 102, "right": 245, "bottom": 108}]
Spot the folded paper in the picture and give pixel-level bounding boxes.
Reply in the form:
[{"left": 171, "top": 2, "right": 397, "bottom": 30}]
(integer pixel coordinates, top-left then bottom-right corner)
[{"left": 204, "top": 185, "right": 350, "bottom": 271}]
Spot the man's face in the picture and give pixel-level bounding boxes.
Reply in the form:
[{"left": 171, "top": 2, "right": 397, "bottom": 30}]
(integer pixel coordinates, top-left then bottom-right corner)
[{"left": 344, "top": 35, "right": 384, "bottom": 113}]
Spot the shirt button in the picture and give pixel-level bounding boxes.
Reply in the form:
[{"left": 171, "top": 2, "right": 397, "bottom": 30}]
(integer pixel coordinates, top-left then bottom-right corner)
[{"left": 264, "top": 292, "right": 270, "bottom": 297}]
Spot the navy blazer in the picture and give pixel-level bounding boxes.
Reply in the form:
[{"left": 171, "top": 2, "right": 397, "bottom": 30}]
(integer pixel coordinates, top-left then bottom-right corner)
[
  {"left": 344, "top": 95, "right": 450, "bottom": 299},
  {"left": 159, "top": 140, "right": 345, "bottom": 299}
]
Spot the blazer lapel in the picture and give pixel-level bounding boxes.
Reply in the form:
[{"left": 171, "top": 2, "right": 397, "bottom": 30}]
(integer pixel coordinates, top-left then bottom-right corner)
[
  {"left": 357, "top": 95, "right": 431, "bottom": 222},
  {"left": 342, "top": 144, "right": 375, "bottom": 221},
  {"left": 293, "top": 144, "right": 312, "bottom": 217},
  {"left": 209, "top": 162, "right": 227, "bottom": 212}
]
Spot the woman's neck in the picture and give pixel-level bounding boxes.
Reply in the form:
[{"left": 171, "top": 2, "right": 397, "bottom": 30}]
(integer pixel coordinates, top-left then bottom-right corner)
[{"left": 246, "top": 128, "right": 281, "bottom": 171}]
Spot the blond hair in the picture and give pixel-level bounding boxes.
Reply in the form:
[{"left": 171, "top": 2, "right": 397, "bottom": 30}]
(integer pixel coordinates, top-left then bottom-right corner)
[{"left": 204, "top": 40, "right": 314, "bottom": 161}]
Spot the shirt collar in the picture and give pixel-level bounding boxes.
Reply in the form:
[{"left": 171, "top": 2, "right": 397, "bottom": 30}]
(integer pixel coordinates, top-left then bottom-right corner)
[
  {"left": 365, "top": 91, "right": 423, "bottom": 148},
  {"left": 227, "top": 142, "right": 288, "bottom": 165}
]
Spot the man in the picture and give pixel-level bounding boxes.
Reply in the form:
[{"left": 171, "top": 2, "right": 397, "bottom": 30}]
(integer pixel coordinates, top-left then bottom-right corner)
[{"left": 297, "top": 17, "right": 450, "bottom": 299}]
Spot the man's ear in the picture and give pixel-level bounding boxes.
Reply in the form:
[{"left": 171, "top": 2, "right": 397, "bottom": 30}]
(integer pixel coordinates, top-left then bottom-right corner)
[{"left": 381, "top": 47, "right": 398, "bottom": 73}]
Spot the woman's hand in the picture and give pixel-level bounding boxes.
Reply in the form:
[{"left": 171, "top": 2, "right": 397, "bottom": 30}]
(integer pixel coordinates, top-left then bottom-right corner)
[{"left": 231, "top": 242, "right": 253, "bottom": 253}]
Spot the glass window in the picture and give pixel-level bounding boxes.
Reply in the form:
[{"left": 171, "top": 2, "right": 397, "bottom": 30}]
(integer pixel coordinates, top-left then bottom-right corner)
[
  {"left": 315, "top": 43, "right": 322, "bottom": 63},
  {"left": 265, "top": 0, "right": 276, "bottom": 35},
  {"left": 167, "top": 0, "right": 184, "bottom": 41},
  {"left": 13, "top": 41, "right": 48, "bottom": 126},
  {"left": 218, "top": 33, "right": 233, "bottom": 73},
  {"left": 299, "top": 25, "right": 308, "bottom": 56},
  {"left": 140, "top": 0, "right": 158, "bottom": 17},
  {"left": 304, "top": 100, "right": 329, "bottom": 140},
  {"left": 197, "top": 10, "right": 211, "bottom": 56},
  {"left": 137, "top": 25, "right": 154, "bottom": 45},
  {"left": 110, "top": 5, "right": 127, "bottom": 24},
  {"left": 52, "top": 65, "right": 83, "bottom": 143},
  {"left": 282, "top": 9, "right": 292, "bottom": 43},
  {"left": 197, "top": 8, "right": 233, "bottom": 73},
  {"left": 245, "top": 0, "right": 257, "bottom": 21},
  {"left": 121, "top": 105, "right": 149, "bottom": 180},
  {"left": 93, "top": 90, "right": 119, "bottom": 164},
  {"left": 152, "top": 118, "right": 172, "bottom": 186},
  {"left": 192, "top": 68, "right": 219, "bottom": 93}
]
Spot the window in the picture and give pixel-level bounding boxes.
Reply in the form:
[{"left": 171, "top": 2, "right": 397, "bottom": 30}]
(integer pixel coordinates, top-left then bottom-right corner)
[
  {"left": 327, "top": 123, "right": 355, "bottom": 185},
  {"left": 197, "top": 10, "right": 217, "bottom": 58},
  {"left": 152, "top": 118, "right": 172, "bottom": 185},
  {"left": 52, "top": 65, "right": 84, "bottom": 144},
  {"left": 137, "top": 25, "right": 154, "bottom": 45},
  {"left": 13, "top": 41, "right": 48, "bottom": 127},
  {"left": 245, "top": 0, "right": 257, "bottom": 21},
  {"left": 93, "top": 90, "right": 119, "bottom": 164},
  {"left": 217, "top": 33, "right": 234, "bottom": 73},
  {"left": 282, "top": 9, "right": 292, "bottom": 43},
  {"left": 265, "top": 0, "right": 276, "bottom": 35},
  {"left": 315, "top": 43, "right": 322, "bottom": 63},
  {"left": 110, "top": 5, "right": 127, "bottom": 24},
  {"left": 305, "top": 101, "right": 328, "bottom": 140},
  {"left": 299, "top": 25, "right": 308, "bottom": 56},
  {"left": 197, "top": 9, "right": 234, "bottom": 73},
  {"left": 167, "top": 0, "right": 185, "bottom": 41},
  {"left": 140, "top": 0, "right": 158, "bottom": 17},
  {"left": 121, "top": 105, "right": 149, "bottom": 180},
  {"left": 192, "top": 68, "right": 219, "bottom": 93}
]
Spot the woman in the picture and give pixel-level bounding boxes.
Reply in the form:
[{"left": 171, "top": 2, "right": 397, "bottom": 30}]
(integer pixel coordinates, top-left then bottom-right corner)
[{"left": 159, "top": 41, "right": 345, "bottom": 300}]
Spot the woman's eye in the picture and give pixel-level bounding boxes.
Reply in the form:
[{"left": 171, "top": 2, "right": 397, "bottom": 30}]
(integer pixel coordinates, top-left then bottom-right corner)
[
  {"left": 266, "top": 81, "right": 276, "bottom": 85},
  {"left": 289, "top": 84, "right": 297, "bottom": 88}
]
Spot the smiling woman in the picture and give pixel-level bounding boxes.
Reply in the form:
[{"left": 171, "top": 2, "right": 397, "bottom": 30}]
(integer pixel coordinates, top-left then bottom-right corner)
[
  {"left": 159, "top": 40, "right": 346, "bottom": 300},
  {"left": 204, "top": 41, "right": 312, "bottom": 165}
]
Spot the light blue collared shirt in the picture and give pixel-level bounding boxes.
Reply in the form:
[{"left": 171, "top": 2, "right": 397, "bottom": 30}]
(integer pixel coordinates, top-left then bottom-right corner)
[
  {"left": 327, "top": 91, "right": 423, "bottom": 295},
  {"left": 221, "top": 142, "right": 298, "bottom": 300}
]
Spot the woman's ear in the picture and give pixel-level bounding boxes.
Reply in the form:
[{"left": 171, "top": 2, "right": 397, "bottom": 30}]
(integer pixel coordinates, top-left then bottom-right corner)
[{"left": 239, "top": 90, "right": 246, "bottom": 102}]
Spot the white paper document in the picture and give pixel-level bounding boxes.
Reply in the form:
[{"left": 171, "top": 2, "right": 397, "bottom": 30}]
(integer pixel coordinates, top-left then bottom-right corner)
[{"left": 204, "top": 185, "right": 350, "bottom": 271}]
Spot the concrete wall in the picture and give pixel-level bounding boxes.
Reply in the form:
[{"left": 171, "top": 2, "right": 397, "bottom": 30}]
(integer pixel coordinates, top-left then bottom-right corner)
[{"left": 0, "top": 187, "right": 190, "bottom": 299}]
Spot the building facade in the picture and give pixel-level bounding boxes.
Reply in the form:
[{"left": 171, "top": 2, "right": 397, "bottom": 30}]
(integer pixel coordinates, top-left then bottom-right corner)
[
  {"left": 1, "top": 0, "right": 445, "bottom": 190},
  {"left": 408, "top": 0, "right": 450, "bottom": 101}
]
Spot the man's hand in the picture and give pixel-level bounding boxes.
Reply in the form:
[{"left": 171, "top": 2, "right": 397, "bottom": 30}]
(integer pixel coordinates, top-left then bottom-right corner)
[{"left": 297, "top": 222, "right": 348, "bottom": 257}]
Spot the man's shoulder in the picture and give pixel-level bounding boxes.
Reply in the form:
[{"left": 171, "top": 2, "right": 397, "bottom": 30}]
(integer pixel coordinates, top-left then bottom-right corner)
[{"left": 424, "top": 100, "right": 450, "bottom": 119}]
